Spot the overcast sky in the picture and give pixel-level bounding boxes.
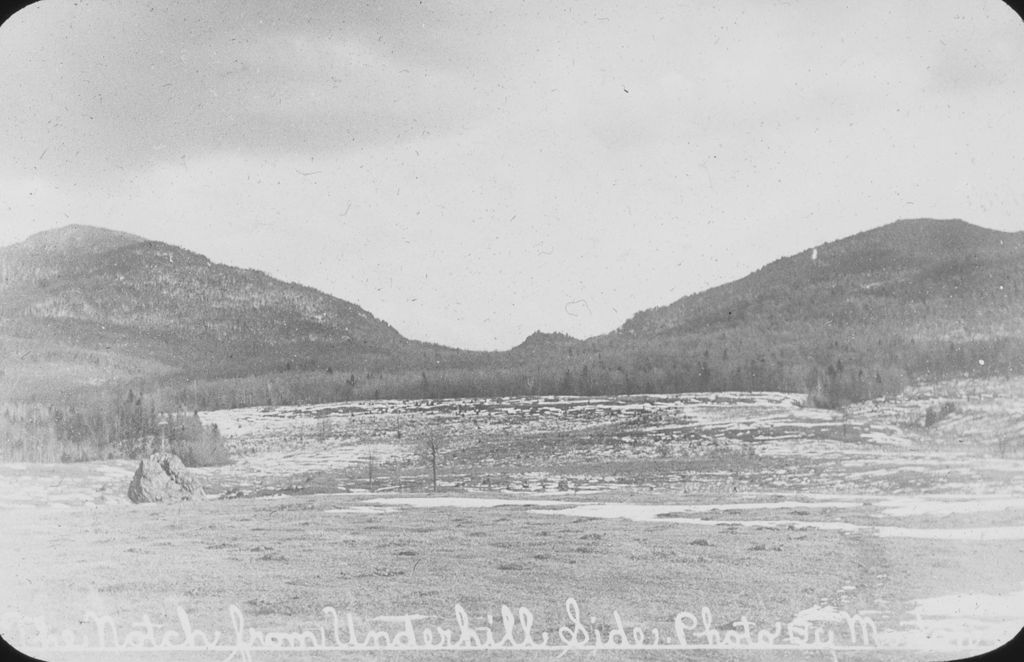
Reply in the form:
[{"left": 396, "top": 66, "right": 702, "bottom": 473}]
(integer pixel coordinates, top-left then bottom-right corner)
[{"left": 1, "top": 0, "right": 1022, "bottom": 350}]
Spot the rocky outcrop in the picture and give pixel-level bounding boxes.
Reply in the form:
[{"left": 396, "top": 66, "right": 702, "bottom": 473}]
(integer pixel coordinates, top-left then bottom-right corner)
[{"left": 127, "top": 452, "right": 205, "bottom": 503}]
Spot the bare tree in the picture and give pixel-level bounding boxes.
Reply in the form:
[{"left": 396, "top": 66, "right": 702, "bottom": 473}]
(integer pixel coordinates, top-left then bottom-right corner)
[{"left": 419, "top": 435, "right": 445, "bottom": 492}]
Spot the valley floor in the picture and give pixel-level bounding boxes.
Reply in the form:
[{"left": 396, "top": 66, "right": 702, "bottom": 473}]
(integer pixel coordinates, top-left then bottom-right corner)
[{"left": 2, "top": 378, "right": 1023, "bottom": 661}]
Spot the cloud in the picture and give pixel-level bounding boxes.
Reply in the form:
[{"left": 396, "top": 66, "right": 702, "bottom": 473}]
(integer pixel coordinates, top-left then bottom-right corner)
[
  {"left": 0, "top": 0, "right": 498, "bottom": 181},
  {"left": 2, "top": 0, "right": 1024, "bottom": 349}
]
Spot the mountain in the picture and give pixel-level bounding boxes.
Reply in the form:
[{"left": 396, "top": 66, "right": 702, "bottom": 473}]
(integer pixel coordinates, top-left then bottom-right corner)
[
  {"left": 0, "top": 225, "right": 418, "bottom": 395},
  {"left": 561, "top": 218, "right": 1024, "bottom": 402},
  {"left": 511, "top": 330, "right": 580, "bottom": 355},
  {"left": 614, "top": 218, "right": 1024, "bottom": 341},
  {"left": 2, "top": 218, "right": 1022, "bottom": 407}
]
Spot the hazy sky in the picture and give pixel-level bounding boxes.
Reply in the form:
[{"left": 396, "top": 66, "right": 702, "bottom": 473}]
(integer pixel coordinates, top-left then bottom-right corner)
[{"left": 1, "top": 1, "right": 1023, "bottom": 350}]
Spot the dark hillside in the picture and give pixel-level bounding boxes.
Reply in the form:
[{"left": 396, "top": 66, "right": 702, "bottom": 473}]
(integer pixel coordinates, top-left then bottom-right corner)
[
  {"left": 617, "top": 219, "right": 1024, "bottom": 340},
  {"left": 0, "top": 226, "right": 415, "bottom": 389}
]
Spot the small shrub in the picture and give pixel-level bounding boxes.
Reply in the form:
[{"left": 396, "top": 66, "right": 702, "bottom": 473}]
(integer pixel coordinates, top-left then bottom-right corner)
[
  {"left": 923, "top": 401, "right": 957, "bottom": 428},
  {"left": 170, "top": 436, "right": 230, "bottom": 467},
  {"left": 804, "top": 361, "right": 902, "bottom": 409},
  {"left": 168, "top": 419, "right": 231, "bottom": 467}
]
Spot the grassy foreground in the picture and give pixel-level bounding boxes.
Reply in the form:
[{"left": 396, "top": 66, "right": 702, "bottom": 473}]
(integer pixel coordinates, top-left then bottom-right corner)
[{"left": 2, "top": 491, "right": 1020, "bottom": 661}]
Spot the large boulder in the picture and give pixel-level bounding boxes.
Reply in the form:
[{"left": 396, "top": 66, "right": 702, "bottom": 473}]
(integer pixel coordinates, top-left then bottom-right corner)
[{"left": 127, "top": 452, "right": 205, "bottom": 503}]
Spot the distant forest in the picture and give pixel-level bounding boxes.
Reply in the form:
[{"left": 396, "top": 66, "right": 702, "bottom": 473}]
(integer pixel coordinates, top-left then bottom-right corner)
[
  {"left": 5, "top": 329, "right": 1020, "bottom": 463},
  {"left": 140, "top": 316, "right": 1022, "bottom": 407}
]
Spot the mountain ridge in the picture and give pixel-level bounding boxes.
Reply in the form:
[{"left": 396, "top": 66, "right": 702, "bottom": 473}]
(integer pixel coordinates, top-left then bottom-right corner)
[
  {"left": 612, "top": 218, "right": 1024, "bottom": 340},
  {"left": 6, "top": 224, "right": 146, "bottom": 256},
  {"left": 0, "top": 225, "right": 417, "bottom": 387},
  {"left": 2, "top": 218, "right": 1023, "bottom": 405}
]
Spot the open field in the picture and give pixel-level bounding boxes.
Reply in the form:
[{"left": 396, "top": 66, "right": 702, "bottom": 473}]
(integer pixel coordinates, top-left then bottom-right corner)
[{"left": 2, "top": 378, "right": 1024, "bottom": 660}]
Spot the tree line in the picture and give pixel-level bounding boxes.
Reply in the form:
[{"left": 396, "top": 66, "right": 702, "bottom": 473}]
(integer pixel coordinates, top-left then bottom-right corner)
[
  {"left": 0, "top": 389, "right": 228, "bottom": 464},
  {"left": 3, "top": 331, "right": 1022, "bottom": 463}
]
